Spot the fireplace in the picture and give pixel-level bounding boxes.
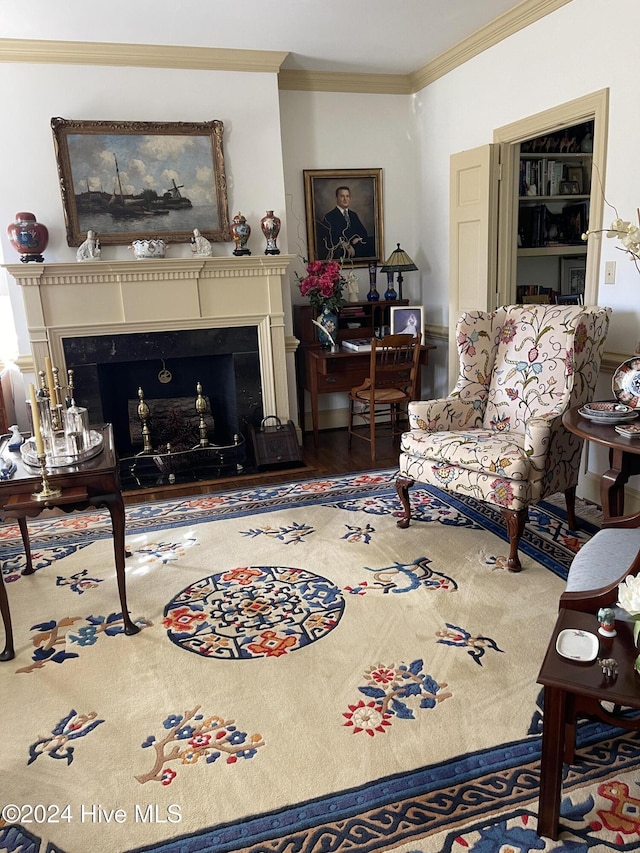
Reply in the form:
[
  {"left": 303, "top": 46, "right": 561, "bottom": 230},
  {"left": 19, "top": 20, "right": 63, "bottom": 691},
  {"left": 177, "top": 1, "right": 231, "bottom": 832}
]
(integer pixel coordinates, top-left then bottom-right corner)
[
  {"left": 63, "top": 325, "right": 262, "bottom": 455},
  {"left": 5, "top": 256, "right": 298, "bottom": 478}
]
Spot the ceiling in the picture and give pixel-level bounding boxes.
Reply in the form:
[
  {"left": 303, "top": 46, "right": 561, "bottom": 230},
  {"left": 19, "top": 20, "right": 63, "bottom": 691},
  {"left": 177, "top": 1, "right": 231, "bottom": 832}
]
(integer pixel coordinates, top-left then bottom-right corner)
[{"left": 2, "top": 0, "right": 563, "bottom": 76}]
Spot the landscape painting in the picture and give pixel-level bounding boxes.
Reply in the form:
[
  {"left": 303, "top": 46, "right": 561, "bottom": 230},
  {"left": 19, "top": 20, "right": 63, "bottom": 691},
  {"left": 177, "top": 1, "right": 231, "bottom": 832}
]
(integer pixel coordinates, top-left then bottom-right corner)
[{"left": 51, "top": 118, "right": 231, "bottom": 246}]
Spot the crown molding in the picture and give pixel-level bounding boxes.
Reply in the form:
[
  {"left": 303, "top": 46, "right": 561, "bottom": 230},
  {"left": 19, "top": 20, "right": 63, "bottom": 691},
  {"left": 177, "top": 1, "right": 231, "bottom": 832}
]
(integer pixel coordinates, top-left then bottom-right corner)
[
  {"left": 410, "top": 0, "right": 572, "bottom": 91},
  {"left": 0, "top": 38, "right": 289, "bottom": 74},
  {"left": 278, "top": 69, "right": 411, "bottom": 95},
  {"left": 0, "top": 1, "right": 572, "bottom": 91}
]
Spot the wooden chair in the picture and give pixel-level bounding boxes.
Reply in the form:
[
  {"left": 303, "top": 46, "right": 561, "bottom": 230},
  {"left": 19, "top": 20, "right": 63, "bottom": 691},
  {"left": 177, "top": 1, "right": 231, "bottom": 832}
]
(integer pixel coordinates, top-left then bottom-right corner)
[{"left": 348, "top": 333, "right": 422, "bottom": 463}]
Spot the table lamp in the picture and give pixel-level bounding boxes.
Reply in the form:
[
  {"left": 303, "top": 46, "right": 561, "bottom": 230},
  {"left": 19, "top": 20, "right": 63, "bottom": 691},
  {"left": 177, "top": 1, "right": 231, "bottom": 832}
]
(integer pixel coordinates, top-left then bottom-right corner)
[{"left": 380, "top": 244, "right": 418, "bottom": 301}]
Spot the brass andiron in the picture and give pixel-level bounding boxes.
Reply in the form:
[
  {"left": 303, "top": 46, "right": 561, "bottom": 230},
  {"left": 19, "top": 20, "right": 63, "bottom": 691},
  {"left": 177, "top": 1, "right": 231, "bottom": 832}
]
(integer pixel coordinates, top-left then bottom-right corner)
[
  {"left": 137, "top": 387, "right": 153, "bottom": 453},
  {"left": 195, "top": 381, "right": 210, "bottom": 447}
]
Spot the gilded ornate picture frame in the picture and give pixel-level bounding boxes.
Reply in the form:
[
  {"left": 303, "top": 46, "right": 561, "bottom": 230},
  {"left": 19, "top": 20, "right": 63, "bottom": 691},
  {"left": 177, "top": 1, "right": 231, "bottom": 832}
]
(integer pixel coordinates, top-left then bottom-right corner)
[
  {"left": 51, "top": 118, "right": 231, "bottom": 246},
  {"left": 303, "top": 168, "right": 383, "bottom": 265}
]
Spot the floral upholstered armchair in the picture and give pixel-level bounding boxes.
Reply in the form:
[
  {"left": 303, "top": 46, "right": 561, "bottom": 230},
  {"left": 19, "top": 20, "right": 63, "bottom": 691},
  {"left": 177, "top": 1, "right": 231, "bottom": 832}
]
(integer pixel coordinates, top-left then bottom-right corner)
[{"left": 395, "top": 304, "right": 611, "bottom": 572}]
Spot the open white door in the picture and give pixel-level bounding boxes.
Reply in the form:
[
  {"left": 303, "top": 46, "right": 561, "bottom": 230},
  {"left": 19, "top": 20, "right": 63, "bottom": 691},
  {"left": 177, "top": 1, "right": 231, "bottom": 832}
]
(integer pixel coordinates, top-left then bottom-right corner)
[{"left": 449, "top": 144, "right": 499, "bottom": 388}]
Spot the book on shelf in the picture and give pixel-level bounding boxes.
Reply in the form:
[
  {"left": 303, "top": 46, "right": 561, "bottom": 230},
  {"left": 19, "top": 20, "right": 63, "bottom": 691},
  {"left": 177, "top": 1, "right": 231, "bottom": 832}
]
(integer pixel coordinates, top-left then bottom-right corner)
[
  {"left": 515, "top": 284, "right": 554, "bottom": 304},
  {"left": 342, "top": 338, "right": 373, "bottom": 352}
]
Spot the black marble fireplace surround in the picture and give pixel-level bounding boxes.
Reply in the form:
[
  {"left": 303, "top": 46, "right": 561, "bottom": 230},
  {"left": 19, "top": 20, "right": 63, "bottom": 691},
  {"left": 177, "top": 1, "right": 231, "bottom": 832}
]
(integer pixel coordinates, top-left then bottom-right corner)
[{"left": 62, "top": 327, "right": 262, "bottom": 457}]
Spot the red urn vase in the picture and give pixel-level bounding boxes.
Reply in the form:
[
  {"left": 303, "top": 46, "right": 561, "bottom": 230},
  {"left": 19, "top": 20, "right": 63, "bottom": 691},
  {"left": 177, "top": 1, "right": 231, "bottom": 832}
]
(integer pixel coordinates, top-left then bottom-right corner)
[
  {"left": 260, "top": 210, "right": 281, "bottom": 255},
  {"left": 7, "top": 212, "right": 49, "bottom": 263}
]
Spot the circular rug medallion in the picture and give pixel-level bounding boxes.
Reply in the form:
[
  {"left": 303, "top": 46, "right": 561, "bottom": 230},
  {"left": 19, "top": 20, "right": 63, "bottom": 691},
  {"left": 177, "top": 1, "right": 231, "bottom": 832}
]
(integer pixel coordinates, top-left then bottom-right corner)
[{"left": 163, "top": 565, "right": 345, "bottom": 659}]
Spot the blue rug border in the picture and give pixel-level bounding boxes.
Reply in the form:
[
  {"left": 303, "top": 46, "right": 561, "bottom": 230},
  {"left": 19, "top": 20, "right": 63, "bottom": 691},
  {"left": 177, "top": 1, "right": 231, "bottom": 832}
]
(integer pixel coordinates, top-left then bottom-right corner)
[{"left": 127, "top": 721, "right": 637, "bottom": 853}]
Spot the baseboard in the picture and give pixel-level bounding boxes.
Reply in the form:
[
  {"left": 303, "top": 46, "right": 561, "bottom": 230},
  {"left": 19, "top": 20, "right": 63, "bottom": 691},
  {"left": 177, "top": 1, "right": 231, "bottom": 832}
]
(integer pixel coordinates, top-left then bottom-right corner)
[
  {"left": 303, "top": 406, "right": 349, "bottom": 433},
  {"left": 303, "top": 406, "right": 400, "bottom": 433},
  {"left": 578, "top": 470, "right": 640, "bottom": 517}
]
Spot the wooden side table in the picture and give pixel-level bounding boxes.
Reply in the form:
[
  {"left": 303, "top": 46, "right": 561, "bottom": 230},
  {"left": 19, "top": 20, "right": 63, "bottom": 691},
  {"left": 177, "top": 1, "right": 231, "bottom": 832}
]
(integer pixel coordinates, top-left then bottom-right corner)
[
  {"left": 562, "top": 405, "right": 640, "bottom": 521},
  {"left": 0, "top": 424, "right": 140, "bottom": 661},
  {"left": 536, "top": 608, "right": 640, "bottom": 839}
]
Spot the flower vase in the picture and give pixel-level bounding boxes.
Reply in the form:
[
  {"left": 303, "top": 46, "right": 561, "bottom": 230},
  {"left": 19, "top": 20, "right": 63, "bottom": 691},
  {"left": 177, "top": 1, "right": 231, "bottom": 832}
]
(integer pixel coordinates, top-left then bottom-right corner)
[
  {"left": 316, "top": 305, "right": 338, "bottom": 349},
  {"left": 260, "top": 210, "right": 281, "bottom": 255},
  {"left": 367, "top": 262, "right": 379, "bottom": 302}
]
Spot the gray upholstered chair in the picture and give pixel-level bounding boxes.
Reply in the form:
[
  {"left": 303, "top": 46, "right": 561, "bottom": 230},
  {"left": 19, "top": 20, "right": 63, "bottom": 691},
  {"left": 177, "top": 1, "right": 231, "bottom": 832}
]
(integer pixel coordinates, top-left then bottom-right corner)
[
  {"left": 561, "top": 516, "right": 640, "bottom": 614},
  {"left": 395, "top": 304, "right": 611, "bottom": 572}
]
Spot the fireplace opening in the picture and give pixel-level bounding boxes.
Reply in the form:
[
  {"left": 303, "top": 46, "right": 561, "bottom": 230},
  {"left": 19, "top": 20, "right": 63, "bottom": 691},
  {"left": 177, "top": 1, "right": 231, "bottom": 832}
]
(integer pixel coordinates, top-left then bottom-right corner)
[{"left": 62, "top": 326, "right": 269, "bottom": 486}]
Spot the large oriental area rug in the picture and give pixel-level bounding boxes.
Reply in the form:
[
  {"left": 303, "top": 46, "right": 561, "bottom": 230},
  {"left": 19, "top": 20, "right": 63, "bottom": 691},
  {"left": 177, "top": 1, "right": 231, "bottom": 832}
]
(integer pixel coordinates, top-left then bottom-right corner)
[{"left": 1, "top": 470, "right": 640, "bottom": 853}]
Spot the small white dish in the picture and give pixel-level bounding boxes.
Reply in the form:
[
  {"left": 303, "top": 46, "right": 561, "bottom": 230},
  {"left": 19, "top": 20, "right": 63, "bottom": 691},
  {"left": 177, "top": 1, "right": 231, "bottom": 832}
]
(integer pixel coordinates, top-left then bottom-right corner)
[{"left": 556, "top": 629, "right": 599, "bottom": 662}]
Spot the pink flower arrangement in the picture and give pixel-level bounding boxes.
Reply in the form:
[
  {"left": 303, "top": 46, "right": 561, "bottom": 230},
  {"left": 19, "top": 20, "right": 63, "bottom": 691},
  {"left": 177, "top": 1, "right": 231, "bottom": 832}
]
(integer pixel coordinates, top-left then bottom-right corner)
[{"left": 297, "top": 260, "right": 346, "bottom": 314}]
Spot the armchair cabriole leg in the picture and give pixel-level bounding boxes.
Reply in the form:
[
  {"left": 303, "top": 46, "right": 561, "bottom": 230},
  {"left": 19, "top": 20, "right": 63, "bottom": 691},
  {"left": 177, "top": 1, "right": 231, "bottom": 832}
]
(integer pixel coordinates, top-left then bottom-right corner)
[
  {"left": 395, "top": 475, "right": 415, "bottom": 529},
  {"left": 502, "top": 508, "right": 527, "bottom": 572}
]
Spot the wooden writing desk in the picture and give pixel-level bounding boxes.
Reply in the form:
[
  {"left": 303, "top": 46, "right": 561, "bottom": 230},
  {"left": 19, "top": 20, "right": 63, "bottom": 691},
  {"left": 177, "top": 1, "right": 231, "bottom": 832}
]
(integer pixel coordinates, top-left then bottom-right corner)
[
  {"left": 0, "top": 423, "right": 140, "bottom": 661},
  {"left": 301, "top": 344, "right": 435, "bottom": 445}
]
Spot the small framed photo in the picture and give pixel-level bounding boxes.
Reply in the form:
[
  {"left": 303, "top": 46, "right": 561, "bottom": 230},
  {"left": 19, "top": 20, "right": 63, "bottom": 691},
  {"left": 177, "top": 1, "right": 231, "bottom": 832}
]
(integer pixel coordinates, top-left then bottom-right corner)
[
  {"left": 561, "top": 257, "right": 586, "bottom": 296},
  {"left": 303, "top": 168, "right": 383, "bottom": 265},
  {"left": 389, "top": 306, "right": 424, "bottom": 338},
  {"left": 560, "top": 180, "right": 581, "bottom": 195},
  {"left": 566, "top": 166, "right": 584, "bottom": 192}
]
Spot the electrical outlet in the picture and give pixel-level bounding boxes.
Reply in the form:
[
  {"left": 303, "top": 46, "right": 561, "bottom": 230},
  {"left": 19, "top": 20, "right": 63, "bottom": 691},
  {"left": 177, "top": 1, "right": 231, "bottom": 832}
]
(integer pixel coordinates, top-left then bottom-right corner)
[{"left": 604, "top": 261, "right": 616, "bottom": 284}]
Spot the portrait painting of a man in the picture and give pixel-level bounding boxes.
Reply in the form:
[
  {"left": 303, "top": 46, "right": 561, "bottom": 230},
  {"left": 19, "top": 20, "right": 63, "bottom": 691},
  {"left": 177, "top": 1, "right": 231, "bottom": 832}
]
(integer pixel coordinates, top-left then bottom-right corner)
[{"left": 303, "top": 169, "right": 383, "bottom": 265}]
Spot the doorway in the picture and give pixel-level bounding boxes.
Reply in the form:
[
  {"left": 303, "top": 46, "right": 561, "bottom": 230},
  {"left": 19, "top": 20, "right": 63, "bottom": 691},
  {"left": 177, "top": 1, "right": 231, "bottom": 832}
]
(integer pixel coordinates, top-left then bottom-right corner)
[{"left": 494, "top": 88, "right": 609, "bottom": 307}]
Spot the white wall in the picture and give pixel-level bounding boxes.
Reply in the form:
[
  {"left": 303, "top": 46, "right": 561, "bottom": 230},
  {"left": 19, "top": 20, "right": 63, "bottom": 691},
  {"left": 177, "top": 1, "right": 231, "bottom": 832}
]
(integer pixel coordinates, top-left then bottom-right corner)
[
  {"left": 414, "top": 0, "right": 640, "bottom": 354},
  {"left": 279, "top": 89, "right": 421, "bottom": 419},
  {"left": 0, "top": 63, "right": 287, "bottom": 356},
  {"left": 411, "top": 0, "right": 640, "bottom": 506},
  {"left": 280, "top": 90, "right": 419, "bottom": 297}
]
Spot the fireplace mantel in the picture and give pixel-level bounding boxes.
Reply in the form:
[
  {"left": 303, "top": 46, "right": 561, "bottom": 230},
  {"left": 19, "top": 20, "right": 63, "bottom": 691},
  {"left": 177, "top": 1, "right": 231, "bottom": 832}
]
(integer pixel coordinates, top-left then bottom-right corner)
[{"left": 4, "top": 255, "right": 297, "bottom": 426}]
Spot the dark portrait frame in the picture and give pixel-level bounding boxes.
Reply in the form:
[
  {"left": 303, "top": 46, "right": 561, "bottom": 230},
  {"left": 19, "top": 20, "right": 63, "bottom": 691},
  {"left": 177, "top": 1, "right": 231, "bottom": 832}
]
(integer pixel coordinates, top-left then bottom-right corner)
[
  {"left": 51, "top": 117, "right": 231, "bottom": 246},
  {"left": 303, "top": 168, "right": 383, "bottom": 265}
]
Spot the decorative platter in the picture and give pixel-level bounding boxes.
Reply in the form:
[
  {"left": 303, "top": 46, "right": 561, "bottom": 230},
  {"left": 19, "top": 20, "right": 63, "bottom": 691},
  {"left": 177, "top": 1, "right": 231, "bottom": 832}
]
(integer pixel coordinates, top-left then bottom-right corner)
[
  {"left": 555, "top": 629, "right": 598, "bottom": 662},
  {"left": 612, "top": 357, "right": 640, "bottom": 409},
  {"left": 578, "top": 404, "right": 639, "bottom": 425},
  {"left": 582, "top": 400, "right": 634, "bottom": 415}
]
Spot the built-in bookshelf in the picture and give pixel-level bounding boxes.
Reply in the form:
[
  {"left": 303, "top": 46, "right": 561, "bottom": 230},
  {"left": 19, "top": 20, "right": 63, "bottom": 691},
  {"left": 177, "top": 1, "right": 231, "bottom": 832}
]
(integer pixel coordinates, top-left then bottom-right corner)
[{"left": 516, "top": 121, "right": 593, "bottom": 301}]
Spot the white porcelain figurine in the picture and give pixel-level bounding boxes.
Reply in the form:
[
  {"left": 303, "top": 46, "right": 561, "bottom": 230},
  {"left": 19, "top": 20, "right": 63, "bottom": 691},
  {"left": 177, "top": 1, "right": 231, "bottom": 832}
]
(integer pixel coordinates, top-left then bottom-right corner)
[
  {"left": 191, "top": 228, "right": 213, "bottom": 257},
  {"left": 76, "top": 230, "right": 101, "bottom": 262}
]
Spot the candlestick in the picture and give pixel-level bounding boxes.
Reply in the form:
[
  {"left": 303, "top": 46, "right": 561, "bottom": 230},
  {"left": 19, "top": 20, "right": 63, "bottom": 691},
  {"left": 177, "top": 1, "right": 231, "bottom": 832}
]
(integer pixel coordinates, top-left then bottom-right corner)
[
  {"left": 29, "top": 383, "right": 45, "bottom": 457},
  {"left": 32, "top": 451, "right": 62, "bottom": 501},
  {"left": 44, "top": 355, "right": 59, "bottom": 407}
]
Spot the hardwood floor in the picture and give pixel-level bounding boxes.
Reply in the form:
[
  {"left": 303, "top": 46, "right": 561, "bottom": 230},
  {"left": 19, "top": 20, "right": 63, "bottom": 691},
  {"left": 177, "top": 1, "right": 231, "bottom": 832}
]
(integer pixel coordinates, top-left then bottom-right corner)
[{"left": 122, "top": 428, "right": 401, "bottom": 504}]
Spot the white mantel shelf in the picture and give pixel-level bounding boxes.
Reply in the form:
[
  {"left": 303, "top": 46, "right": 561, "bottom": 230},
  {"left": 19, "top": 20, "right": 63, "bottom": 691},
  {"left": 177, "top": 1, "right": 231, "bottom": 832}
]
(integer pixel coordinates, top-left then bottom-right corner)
[
  {"left": 3, "top": 254, "right": 297, "bottom": 427},
  {"left": 3, "top": 255, "right": 296, "bottom": 284}
]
